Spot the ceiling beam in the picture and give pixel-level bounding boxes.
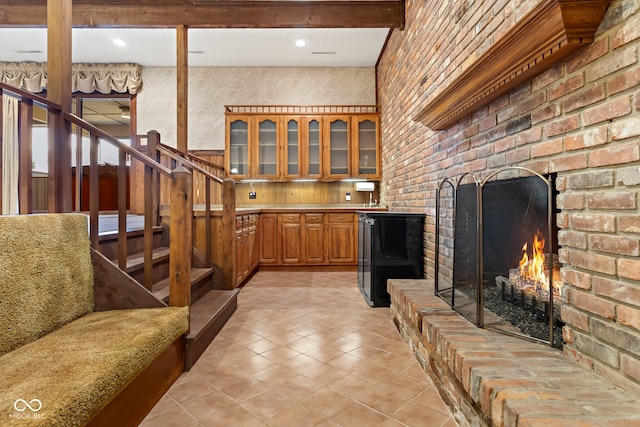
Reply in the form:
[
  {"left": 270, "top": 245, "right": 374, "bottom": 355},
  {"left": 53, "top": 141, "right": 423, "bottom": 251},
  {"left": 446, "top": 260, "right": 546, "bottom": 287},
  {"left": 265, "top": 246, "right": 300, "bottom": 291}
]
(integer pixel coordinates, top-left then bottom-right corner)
[{"left": 0, "top": 1, "right": 405, "bottom": 28}]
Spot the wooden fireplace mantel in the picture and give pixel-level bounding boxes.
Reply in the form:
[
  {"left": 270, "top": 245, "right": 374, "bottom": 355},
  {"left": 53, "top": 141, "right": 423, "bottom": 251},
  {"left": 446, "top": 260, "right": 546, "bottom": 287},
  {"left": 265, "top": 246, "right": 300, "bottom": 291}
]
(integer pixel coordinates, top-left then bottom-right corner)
[{"left": 414, "top": 0, "right": 612, "bottom": 131}]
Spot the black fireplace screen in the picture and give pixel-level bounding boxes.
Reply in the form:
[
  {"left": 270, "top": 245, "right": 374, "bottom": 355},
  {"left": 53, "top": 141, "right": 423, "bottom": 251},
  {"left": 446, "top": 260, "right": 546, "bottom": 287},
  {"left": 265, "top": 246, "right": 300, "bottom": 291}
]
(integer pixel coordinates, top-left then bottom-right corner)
[{"left": 435, "top": 167, "right": 562, "bottom": 347}]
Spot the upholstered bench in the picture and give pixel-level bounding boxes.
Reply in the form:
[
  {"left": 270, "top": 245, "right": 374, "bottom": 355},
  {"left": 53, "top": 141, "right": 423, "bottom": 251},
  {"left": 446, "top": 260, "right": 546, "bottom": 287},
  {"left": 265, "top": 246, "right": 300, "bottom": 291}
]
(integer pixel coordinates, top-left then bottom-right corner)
[{"left": 0, "top": 214, "right": 189, "bottom": 426}]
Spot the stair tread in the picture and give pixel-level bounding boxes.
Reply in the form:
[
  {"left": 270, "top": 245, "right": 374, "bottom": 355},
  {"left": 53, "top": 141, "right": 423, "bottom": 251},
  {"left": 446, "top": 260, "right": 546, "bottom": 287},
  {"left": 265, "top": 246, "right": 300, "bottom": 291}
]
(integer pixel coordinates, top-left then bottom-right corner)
[
  {"left": 187, "top": 289, "right": 239, "bottom": 340},
  {"left": 152, "top": 267, "right": 214, "bottom": 301},
  {"left": 125, "top": 246, "right": 170, "bottom": 271}
]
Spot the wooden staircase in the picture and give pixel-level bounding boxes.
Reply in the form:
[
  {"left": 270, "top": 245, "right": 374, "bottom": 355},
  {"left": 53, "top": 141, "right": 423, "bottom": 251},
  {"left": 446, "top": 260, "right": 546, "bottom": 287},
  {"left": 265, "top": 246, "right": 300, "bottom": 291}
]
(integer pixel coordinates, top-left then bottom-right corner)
[{"left": 99, "top": 223, "right": 238, "bottom": 370}]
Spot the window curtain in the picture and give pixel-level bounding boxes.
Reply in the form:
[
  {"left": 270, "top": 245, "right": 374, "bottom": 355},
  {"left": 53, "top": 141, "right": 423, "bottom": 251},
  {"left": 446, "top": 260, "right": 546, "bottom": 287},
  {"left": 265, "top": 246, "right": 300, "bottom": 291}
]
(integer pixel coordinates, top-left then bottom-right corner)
[
  {"left": 2, "top": 96, "right": 19, "bottom": 215},
  {"left": 0, "top": 62, "right": 143, "bottom": 95}
]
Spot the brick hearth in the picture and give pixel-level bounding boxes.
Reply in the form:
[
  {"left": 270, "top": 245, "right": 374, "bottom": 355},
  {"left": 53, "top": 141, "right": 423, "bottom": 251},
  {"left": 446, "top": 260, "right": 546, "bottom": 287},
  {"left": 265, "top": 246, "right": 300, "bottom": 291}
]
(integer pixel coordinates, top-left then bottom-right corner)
[{"left": 388, "top": 279, "right": 640, "bottom": 427}]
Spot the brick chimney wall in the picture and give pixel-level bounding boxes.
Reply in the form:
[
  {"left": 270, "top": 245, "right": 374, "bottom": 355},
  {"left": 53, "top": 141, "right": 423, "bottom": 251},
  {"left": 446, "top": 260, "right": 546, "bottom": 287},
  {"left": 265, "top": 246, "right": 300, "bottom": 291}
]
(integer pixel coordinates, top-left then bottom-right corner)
[{"left": 376, "top": 0, "right": 640, "bottom": 395}]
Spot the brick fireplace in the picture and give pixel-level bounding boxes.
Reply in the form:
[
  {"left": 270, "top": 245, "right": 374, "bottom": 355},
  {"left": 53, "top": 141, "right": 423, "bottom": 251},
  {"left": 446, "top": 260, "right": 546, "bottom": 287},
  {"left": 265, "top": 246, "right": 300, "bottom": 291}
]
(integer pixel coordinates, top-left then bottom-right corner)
[{"left": 376, "top": 0, "right": 640, "bottom": 423}]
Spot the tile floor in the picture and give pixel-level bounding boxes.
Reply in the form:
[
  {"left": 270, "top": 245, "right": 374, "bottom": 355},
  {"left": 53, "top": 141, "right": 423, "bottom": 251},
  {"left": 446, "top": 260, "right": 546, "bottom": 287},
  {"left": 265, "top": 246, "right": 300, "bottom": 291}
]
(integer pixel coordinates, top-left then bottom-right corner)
[{"left": 142, "top": 271, "right": 458, "bottom": 427}]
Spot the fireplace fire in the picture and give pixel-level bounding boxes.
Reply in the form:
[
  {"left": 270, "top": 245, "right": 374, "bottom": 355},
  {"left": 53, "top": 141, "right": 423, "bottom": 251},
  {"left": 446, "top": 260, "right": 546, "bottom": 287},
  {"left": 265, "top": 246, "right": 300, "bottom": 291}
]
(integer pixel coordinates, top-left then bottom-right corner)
[{"left": 435, "top": 167, "right": 563, "bottom": 347}]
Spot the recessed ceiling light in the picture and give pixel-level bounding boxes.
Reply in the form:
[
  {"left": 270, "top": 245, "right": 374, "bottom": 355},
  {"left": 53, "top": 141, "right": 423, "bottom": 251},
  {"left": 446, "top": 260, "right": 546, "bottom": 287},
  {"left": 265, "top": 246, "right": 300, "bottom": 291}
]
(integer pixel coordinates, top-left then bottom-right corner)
[
  {"left": 112, "top": 39, "right": 126, "bottom": 47},
  {"left": 295, "top": 39, "right": 308, "bottom": 47}
]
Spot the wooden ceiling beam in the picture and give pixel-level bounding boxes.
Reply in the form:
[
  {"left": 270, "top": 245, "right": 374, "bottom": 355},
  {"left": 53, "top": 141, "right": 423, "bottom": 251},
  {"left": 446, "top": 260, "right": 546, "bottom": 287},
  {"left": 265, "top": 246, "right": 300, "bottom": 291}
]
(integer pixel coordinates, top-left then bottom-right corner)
[{"left": 0, "top": 1, "right": 405, "bottom": 28}]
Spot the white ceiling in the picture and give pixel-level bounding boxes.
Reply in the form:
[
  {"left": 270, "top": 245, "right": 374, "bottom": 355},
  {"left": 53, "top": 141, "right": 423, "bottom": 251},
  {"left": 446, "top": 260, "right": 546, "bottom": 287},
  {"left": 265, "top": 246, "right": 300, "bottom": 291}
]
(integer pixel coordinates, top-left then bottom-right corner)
[{"left": 0, "top": 27, "right": 389, "bottom": 67}]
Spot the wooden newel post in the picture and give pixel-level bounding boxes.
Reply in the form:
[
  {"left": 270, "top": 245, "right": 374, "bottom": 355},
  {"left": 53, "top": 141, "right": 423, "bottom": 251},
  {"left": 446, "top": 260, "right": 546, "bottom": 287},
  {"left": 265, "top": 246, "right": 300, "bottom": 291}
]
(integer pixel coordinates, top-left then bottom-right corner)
[
  {"left": 221, "top": 178, "right": 236, "bottom": 289},
  {"left": 169, "top": 166, "right": 192, "bottom": 308}
]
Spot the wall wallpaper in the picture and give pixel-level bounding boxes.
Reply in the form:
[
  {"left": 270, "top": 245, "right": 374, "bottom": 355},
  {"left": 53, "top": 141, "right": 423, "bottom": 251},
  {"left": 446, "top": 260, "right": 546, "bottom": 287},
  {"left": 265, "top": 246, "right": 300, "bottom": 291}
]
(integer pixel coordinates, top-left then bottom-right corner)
[{"left": 137, "top": 67, "right": 376, "bottom": 150}]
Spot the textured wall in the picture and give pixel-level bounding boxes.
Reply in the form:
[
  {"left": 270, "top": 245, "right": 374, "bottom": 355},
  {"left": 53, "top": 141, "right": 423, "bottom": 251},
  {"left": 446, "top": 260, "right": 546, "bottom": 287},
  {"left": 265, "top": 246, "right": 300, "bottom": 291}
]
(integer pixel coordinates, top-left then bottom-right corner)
[
  {"left": 137, "top": 67, "right": 376, "bottom": 150},
  {"left": 377, "top": 0, "right": 640, "bottom": 395}
]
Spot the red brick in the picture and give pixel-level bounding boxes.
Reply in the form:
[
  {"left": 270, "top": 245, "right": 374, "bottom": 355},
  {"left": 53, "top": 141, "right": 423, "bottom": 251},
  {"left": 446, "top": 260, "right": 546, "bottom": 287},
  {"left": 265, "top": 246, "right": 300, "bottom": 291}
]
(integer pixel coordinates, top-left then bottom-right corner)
[
  {"left": 621, "top": 354, "right": 640, "bottom": 382},
  {"left": 564, "top": 126, "right": 608, "bottom": 151},
  {"left": 593, "top": 276, "right": 640, "bottom": 306},
  {"left": 618, "top": 258, "right": 640, "bottom": 281},
  {"left": 566, "top": 170, "right": 615, "bottom": 189},
  {"left": 489, "top": 94, "right": 510, "bottom": 114},
  {"left": 479, "top": 115, "right": 497, "bottom": 132},
  {"left": 532, "top": 63, "right": 564, "bottom": 91},
  {"left": 505, "top": 147, "right": 530, "bottom": 164},
  {"left": 620, "top": 215, "right": 640, "bottom": 233},
  {"left": 590, "top": 234, "right": 640, "bottom": 256},
  {"left": 561, "top": 304, "right": 589, "bottom": 332},
  {"left": 589, "top": 142, "right": 640, "bottom": 167},
  {"left": 618, "top": 307, "right": 640, "bottom": 335},
  {"left": 515, "top": 126, "right": 542, "bottom": 145},
  {"left": 568, "top": 290, "right": 616, "bottom": 320},
  {"left": 563, "top": 82, "right": 605, "bottom": 113},
  {"left": 530, "top": 139, "right": 562, "bottom": 158},
  {"left": 556, "top": 193, "right": 584, "bottom": 210},
  {"left": 545, "top": 115, "right": 580, "bottom": 137},
  {"left": 612, "top": 12, "right": 640, "bottom": 50},
  {"left": 586, "top": 46, "right": 638, "bottom": 83},
  {"left": 557, "top": 212, "right": 569, "bottom": 229},
  {"left": 497, "top": 105, "right": 519, "bottom": 124},
  {"left": 566, "top": 38, "right": 609, "bottom": 74},
  {"left": 569, "top": 250, "right": 617, "bottom": 275},
  {"left": 549, "top": 153, "right": 587, "bottom": 173},
  {"left": 611, "top": 116, "right": 640, "bottom": 141},
  {"left": 587, "top": 191, "right": 637, "bottom": 210},
  {"left": 558, "top": 229, "right": 588, "bottom": 249},
  {"left": 519, "top": 91, "right": 546, "bottom": 114},
  {"left": 582, "top": 96, "right": 632, "bottom": 126},
  {"left": 569, "top": 212, "right": 616, "bottom": 232},
  {"left": 548, "top": 74, "right": 585, "bottom": 101},
  {"left": 531, "top": 103, "right": 561, "bottom": 125},
  {"left": 561, "top": 267, "right": 592, "bottom": 289},
  {"left": 608, "top": 65, "right": 640, "bottom": 95}
]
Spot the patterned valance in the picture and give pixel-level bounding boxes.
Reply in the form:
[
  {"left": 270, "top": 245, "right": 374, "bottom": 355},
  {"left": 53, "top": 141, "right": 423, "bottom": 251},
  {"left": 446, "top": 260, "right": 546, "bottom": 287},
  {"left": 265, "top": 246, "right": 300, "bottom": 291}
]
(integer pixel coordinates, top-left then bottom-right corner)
[{"left": 0, "top": 62, "right": 143, "bottom": 95}]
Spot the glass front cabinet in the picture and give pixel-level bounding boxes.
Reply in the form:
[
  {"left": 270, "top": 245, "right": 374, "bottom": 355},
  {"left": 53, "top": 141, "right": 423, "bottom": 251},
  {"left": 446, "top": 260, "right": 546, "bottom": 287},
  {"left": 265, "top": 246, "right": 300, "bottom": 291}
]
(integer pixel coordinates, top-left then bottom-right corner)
[
  {"left": 352, "top": 115, "right": 381, "bottom": 179},
  {"left": 255, "top": 117, "right": 280, "bottom": 179},
  {"left": 225, "top": 109, "right": 380, "bottom": 180},
  {"left": 226, "top": 116, "right": 251, "bottom": 179}
]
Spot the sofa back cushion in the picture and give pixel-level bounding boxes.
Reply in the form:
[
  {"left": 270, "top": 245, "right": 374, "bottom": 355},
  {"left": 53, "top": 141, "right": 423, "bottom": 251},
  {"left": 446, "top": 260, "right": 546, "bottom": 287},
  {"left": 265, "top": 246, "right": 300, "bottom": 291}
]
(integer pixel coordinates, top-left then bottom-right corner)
[{"left": 0, "top": 214, "right": 95, "bottom": 356}]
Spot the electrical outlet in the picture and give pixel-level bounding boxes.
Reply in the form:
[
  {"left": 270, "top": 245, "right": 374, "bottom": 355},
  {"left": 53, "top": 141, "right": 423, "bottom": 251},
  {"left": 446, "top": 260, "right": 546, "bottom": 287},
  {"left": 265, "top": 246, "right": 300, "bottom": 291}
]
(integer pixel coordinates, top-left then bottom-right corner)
[
  {"left": 346, "top": 192, "right": 351, "bottom": 201},
  {"left": 249, "top": 192, "right": 257, "bottom": 199}
]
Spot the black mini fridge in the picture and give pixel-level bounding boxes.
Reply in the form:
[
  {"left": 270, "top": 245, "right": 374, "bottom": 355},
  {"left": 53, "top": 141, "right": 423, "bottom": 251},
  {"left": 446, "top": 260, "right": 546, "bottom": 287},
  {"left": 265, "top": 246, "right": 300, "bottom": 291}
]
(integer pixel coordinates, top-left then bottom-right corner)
[{"left": 357, "top": 212, "right": 425, "bottom": 307}]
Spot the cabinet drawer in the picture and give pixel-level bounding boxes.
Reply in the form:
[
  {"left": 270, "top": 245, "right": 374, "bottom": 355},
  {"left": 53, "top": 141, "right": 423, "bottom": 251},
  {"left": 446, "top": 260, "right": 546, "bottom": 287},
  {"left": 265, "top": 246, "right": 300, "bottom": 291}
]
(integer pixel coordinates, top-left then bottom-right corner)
[
  {"left": 304, "top": 213, "right": 324, "bottom": 224},
  {"left": 327, "top": 213, "right": 354, "bottom": 223},
  {"left": 280, "top": 213, "right": 301, "bottom": 223}
]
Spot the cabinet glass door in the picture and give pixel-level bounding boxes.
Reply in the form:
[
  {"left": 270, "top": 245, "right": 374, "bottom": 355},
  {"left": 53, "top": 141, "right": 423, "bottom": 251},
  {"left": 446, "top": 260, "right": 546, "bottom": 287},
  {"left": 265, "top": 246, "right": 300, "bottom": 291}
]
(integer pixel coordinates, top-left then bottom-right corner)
[
  {"left": 328, "top": 118, "right": 349, "bottom": 176},
  {"left": 286, "top": 118, "right": 299, "bottom": 176},
  {"left": 308, "top": 119, "right": 321, "bottom": 177},
  {"left": 258, "top": 118, "right": 278, "bottom": 176},
  {"left": 357, "top": 119, "right": 378, "bottom": 176},
  {"left": 229, "top": 118, "right": 249, "bottom": 176}
]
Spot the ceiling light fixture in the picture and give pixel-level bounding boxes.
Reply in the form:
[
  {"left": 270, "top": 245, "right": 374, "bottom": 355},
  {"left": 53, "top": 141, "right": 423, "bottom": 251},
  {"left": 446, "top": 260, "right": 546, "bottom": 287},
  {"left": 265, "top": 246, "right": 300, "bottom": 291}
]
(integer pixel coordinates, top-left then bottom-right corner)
[
  {"left": 295, "top": 39, "right": 308, "bottom": 47},
  {"left": 112, "top": 38, "right": 126, "bottom": 47}
]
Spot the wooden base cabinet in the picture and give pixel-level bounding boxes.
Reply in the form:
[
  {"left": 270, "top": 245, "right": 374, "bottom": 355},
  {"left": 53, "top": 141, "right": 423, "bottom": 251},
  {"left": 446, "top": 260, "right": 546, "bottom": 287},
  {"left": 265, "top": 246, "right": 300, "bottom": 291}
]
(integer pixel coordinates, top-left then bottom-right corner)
[
  {"left": 235, "top": 214, "right": 259, "bottom": 285},
  {"left": 326, "top": 214, "right": 357, "bottom": 264},
  {"left": 257, "top": 211, "right": 357, "bottom": 268}
]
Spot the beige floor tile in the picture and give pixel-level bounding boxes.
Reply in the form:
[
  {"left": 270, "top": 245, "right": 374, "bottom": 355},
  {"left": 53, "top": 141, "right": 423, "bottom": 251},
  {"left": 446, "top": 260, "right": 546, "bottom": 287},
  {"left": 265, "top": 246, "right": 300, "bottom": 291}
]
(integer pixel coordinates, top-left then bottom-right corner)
[
  {"left": 144, "top": 271, "right": 458, "bottom": 427},
  {"left": 330, "top": 401, "right": 389, "bottom": 426}
]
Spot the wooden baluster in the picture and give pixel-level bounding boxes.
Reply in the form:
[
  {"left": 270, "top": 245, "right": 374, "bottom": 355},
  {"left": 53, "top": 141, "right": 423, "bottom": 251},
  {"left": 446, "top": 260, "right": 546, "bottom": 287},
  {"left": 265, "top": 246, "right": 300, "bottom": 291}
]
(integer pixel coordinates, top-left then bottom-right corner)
[
  {"left": 205, "top": 177, "right": 211, "bottom": 261},
  {"left": 169, "top": 166, "right": 192, "bottom": 308},
  {"left": 147, "top": 130, "right": 160, "bottom": 226},
  {"left": 89, "top": 134, "right": 99, "bottom": 248},
  {"left": 221, "top": 178, "right": 236, "bottom": 289},
  {"left": 117, "top": 150, "right": 127, "bottom": 270},
  {"left": 144, "top": 130, "right": 160, "bottom": 290},
  {"left": 18, "top": 99, "right": 33, "bottom": 214},
  {"left": 0, "top": 90, "right": 3, "bottom": 209}
]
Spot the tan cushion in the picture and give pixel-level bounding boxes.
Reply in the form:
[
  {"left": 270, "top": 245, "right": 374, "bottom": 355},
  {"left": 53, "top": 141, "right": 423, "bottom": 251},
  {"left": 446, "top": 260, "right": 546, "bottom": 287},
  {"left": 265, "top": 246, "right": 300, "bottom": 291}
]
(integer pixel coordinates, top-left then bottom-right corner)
[
  {"left": 0, "top": 214, "right": 94, "bottom": 356},
  {"left": 0, "top": 306, "right": 189, "bottom": 427}
]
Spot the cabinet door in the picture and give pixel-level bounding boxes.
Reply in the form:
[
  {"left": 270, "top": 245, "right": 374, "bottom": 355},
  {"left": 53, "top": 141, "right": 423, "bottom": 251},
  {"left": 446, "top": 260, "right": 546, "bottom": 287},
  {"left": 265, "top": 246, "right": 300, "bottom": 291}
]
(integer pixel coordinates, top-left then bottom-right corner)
[
  {"left": 283, "top": 116, "right": 301, "bottom": 179},
  {"left": 303, "top": 117, "right": 323, "bottom": 178},
  {"left": 248, "top": 215, "right": 259, "bottom": 270},
  {"left": 323, "top": 116, "right": 351, "bottom": 179},
  {"left": 304, "top": 213, "right": 325, "bottom": 264},
  {"left": 259, "top": 214, "right": 279, "bottom": 264},
  {"left": 255, "top": 117, "right": 280, "bottom": 178},
  {"left": 235, "top": 228, "right": 245, "bottom": 284},
  {"left": 353, "top": 115, "right": 381, "bottom": 179},
  {"left": 226, "top": 116, "right": 250, "bottom": 178},
  {"left": 281, "top": 224, "right": 302, "bottom": 264},
  {"left": 327, "top": 214, "right": 357, "bottom": 264}
]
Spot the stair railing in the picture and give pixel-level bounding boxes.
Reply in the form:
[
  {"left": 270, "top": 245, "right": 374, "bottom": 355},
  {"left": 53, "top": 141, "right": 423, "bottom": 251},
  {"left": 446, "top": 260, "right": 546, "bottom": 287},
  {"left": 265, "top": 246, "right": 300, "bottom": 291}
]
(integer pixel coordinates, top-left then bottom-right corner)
[
  {"left": 143, "top": 139, "right": 236, "bottom": 290},
  {"left": 0, "top": 81, "right": 192, "bottom": 308}
]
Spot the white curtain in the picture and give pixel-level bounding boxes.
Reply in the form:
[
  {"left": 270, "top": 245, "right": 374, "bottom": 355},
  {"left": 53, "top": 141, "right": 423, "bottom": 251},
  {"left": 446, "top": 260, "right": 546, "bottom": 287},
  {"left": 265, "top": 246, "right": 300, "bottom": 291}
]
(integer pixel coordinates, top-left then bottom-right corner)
[
  {"left": 2, "top": 96, "right": 19, "bottom": 215},
  {"left": 0, "top": 62, "right": 143, "bottom": 95}
]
